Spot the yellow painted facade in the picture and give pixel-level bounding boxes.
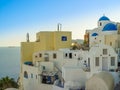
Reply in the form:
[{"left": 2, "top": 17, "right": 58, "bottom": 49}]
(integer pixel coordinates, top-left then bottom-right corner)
[
  {"left": 21, "top": 31, "right": 71, "bottom": 63},
  {"left": 21, "top": 42, "right": 34, "bottom": 63},
  {"left": 105, "top": 35, "right": 118, "bottom": 49},
  {"left": 53, "top": 31, "right": 71, "bottom": 50},
  {"left": 105, "top": 34, "right": 120, "bottom": 49}
]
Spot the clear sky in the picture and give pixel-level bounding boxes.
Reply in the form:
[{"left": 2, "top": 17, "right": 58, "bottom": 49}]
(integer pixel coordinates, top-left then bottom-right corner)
[{"left": 0, "top": 0, "right": 120, "bottom": 46}]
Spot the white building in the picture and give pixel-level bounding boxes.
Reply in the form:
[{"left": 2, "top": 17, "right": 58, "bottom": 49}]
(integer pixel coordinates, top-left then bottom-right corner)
[
  {"left": 20, "top": 16, "right": 120, "bottom": 90},
  {"left": 22, "top": 44, "right": 120, "bottom": 90},
  {"left": 88, "top": 16, "right": 117, "bottom": 47},
  {"left": 84, "top": 15, "right": 120, "bottom": 63}
]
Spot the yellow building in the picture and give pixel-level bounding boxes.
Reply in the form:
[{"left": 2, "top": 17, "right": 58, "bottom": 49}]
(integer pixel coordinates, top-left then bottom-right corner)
[
  {"left": 21, "top": 31, "right": 71, "bottom": 63},
  {"left": 84, "top": 32, "right": 89, "bottom": 46},
  {"left": 104, "top": 35, "right": 118, "bottom": 49}
]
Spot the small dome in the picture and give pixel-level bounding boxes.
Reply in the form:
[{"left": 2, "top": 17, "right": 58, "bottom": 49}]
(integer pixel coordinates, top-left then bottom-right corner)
[
  {"left": 102, "top": 23, "right": 117, "bottom": 31},
  {"left": 92, "top": 33, "right": 98, "bottom": 36},
  {"left": 99, "top": 16, "right": 110, "bottom": 21},
  {"left": 86, "top": 72, "right": 114, "bottom": 90}
]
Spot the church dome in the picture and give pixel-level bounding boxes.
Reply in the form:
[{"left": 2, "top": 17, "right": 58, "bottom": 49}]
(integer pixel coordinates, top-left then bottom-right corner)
[
  {"left": 102, "top": 23, "right": 117, "bottom": 31},
  {"left": 92, "top": 33, "right": 98, "bottom": 36},
  {"left": 99, "top": 16, "right": 110, "bottom": 21}
]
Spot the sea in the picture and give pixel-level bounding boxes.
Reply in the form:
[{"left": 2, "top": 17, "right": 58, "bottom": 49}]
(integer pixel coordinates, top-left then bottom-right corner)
[{"left": 0, "top": 47, "right": 20, "bottom": 81}]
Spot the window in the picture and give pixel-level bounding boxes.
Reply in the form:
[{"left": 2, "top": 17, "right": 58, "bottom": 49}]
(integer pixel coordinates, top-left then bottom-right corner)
[
  {"left": 24, "top": 71, "right": 28, "bottom": 79},
  {"left": 110, "top": 42, "right": 112, "bottom": 46},
  {"left": 100, "top": 22, "right": 102, "bottom": 26},
  {"left": 31, "top": 74, "right": 33, "bottom": 78},
  {"left": 42, "top": 66, "right": 46, "bottom": 70},
  {"left": 36, "top": 75, "right": 37, "bottom": 79},
  {"left": 45, "top": 57, "right": 49, "bottom": 61},
  {"left": 88, "top": 58, "right": 90, "bottom": 67},
  {"left": 53, "top": 53, "right": 57, "bottom": 59},
  {"left": 61, "top": 36, "right": 67, "bottom": 41},
  {"left": 103, "top": 49, "right": 107, "bottom": 55},
  {"left": 65, "top": 53, "right": 67, "bottom": 57},
  {"left": 39, "top": 53, "right": 42, "bottom": 57},
  {"left": 44, "top": 53, "right": 49, "bottom": 61},
  {"left": 95, "top": 57, "right": 99, "bottom": 66},
  {"left": 69, "top": 53, "right": 72, "bottom": 59},
  {"left": 111, "top": 57, "right": 115, "bottom": 66}
]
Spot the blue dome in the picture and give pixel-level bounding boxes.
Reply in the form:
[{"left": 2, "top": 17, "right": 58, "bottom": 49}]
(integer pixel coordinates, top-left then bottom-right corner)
[
  {"left": 92, "top": 33, "right": 98, "bottom": 36},
  {"left": 102, "top": 23, "right": 117, "bottom": 31},
  {"left": 99, "top": 16, "right": 110, "bottom": 21}
]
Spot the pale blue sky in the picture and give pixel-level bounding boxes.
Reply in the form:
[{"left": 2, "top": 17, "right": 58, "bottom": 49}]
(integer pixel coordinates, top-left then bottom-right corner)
[{"left": 0, "top": 0, "right": 120, "bottom": 46}]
